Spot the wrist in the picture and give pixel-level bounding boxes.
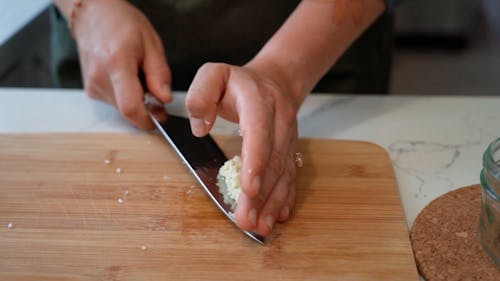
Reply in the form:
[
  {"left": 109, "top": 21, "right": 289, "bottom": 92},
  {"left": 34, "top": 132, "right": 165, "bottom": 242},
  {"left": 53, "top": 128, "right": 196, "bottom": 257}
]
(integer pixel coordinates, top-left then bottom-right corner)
[
  {"left": 54, "top": 0, "right": 116, "bottom": 38},
  {"left": 53, "top": 0, "right": 89, "bottom": 37}
]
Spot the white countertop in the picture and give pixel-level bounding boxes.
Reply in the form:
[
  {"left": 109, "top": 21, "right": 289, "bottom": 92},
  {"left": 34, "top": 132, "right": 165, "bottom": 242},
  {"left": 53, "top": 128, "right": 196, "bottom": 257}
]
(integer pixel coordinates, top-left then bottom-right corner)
[{"left": 1, "top": 87, "right": 499, "bottom": 229}]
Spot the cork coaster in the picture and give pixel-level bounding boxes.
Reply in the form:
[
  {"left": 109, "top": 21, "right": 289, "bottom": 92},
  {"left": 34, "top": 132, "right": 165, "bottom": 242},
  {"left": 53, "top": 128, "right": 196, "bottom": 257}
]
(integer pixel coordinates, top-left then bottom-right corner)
[{"left": 411, "top": 185, "right": 499, "bottom": 280}]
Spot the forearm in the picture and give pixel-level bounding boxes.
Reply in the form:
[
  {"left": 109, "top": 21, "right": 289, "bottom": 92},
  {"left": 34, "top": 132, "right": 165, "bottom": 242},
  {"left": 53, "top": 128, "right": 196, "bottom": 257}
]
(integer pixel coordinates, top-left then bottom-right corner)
[{"left": 248, "top": 0, "right": 386, "bottom": 107}]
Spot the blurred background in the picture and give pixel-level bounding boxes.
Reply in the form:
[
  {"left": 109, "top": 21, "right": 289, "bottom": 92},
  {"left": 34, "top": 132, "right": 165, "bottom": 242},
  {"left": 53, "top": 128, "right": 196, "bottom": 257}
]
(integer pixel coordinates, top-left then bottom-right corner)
[
  {"left": 391, "top": 0, "right": 500, "bottom": 95},
  {"left": 1, "top": 0, "right": 499, "bottom": 95}
]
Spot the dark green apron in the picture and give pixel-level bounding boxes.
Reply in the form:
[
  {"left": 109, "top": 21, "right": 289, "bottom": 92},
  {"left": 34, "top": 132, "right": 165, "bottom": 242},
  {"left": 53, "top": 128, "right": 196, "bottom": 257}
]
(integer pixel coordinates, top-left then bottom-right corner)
[{"left": 50, "top": 0, "right": 393, "bottom": 93}]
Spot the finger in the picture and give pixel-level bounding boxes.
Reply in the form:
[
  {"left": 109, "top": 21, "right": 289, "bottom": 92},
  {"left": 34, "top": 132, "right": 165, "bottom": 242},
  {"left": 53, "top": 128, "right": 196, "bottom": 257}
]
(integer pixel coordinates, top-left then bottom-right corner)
[
  {"left": 234, "top": 192, "right": 258, "bottom": 231},
  {"left": 109, "top": 59, "right": 155, "bottom": 130},
  {"left": 244, "top": 108, "right": 298, "bottom": 233},
  {"left": 80, "top": 55, "right": 116, "bottom": 106},
  {"left": 88, "top": 82, "right": 117, "bottom": 106},
  {"left": 231, "top": 99, "right": 275, "bottom": 233},
  {"left": 143, "top": 35, "right": 172, "bottom": 103},
  {"left": 278, "top": 136, "right": 300, "bottom": 222},
  {"left": 235, "top": 159, "right": 293, "bottom": 236},
  {"left": 248, "top": 142, "right": 294, "bottom": 234},
  {"left": 260, "top": 150, "right": 297, "bottom": 229},
  {"left": 234, "top": 128, "right": 297, "bottom": 235},
  {"left": 87, "top": 73, "right": 117, "bottom": 106},
  {"left": 278, "top": 180, "right": 296, "bottom": 222},
  {"left": 237, "top": 95, "right": 274, "bottom": 198},
  {"left": 255, "top": 160, "right": 294, "bottom": 236},
  {"left": 186, "top": 63, "right": 230, "bottom": 137},
  {"left": 259, "top": 96, "right": 298, "bottom": 192}
]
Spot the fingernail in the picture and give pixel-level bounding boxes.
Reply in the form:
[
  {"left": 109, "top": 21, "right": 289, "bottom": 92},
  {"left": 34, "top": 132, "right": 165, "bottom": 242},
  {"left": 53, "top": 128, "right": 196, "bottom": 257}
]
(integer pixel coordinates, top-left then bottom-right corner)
[
  {"left": 265, "top": 215, "right": 275, "bottom": 230},
  {"left": 248, "top": 208, "right": 257, "bottom": 227},
  {"left": 280, "top": 206, "right": 290, "bottom": 220},
  {"left": 151, "top": 105, "right": 167, "bottom": 122},
  {"left": 191, "top": 118, "right": 205, "bottom": 136},
  {"left": 162, "top": 83, "right": 172, "bottom": 101},
  {"left": 150, "top": 104, "right": 164, "bottom": 112},
  {"left": 251, "top": 176, "right": 260, "bottom": 195}
]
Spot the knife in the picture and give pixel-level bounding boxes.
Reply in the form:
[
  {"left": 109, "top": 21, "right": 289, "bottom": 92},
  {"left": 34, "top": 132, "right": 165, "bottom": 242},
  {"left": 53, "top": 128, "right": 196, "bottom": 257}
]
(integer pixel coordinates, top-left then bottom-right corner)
[{"left": 145, "top": 96, "right": 265, "bottom": 244}]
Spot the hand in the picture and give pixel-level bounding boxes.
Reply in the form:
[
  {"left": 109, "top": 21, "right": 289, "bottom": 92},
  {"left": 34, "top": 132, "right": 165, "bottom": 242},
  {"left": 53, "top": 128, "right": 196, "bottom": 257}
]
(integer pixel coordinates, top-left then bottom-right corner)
[
  {"left": 186, "top": 62, "right": 301, "bottom": 236},
  {"left": 71, "top": 0, "right": 172, "bottom": 129}
]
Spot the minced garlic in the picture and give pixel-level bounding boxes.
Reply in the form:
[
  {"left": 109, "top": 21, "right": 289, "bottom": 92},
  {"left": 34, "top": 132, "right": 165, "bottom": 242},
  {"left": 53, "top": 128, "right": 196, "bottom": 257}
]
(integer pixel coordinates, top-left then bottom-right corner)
[{"left": 216, "top": 156, "right": 242, "bottom": 210}]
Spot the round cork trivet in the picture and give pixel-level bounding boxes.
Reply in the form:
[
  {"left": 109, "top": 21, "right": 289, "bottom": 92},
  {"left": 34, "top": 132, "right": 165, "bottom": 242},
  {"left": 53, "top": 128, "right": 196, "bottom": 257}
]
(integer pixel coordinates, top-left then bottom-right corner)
[{"left": 411, "top": 185, "right": 499, "bottom": 280}]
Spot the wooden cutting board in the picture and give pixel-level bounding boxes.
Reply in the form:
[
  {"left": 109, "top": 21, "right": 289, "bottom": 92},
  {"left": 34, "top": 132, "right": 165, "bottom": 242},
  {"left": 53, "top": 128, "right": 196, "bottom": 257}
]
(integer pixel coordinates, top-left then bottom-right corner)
[{"left": 0, "top": 133, "right": 418, "bottom": 280}]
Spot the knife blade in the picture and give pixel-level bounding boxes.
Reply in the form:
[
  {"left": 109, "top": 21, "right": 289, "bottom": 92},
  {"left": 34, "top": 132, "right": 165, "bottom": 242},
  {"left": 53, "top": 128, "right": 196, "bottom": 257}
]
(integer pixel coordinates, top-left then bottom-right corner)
[{"left": 145, "top": 97, "right": 265, "bottom": 244}]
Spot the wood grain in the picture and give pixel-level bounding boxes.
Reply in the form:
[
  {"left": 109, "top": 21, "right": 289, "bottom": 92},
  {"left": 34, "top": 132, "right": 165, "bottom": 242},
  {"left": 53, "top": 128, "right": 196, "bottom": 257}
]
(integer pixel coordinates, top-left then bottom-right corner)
[{"left": 0, "top": 133, "right": 418, "bottom": 280}]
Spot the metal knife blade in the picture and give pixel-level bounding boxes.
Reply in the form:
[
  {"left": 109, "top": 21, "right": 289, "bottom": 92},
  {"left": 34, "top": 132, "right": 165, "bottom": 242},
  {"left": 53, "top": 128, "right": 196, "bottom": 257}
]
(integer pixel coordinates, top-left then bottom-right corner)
[{"left": 145, "top": 101, "right": 265, "bottom": 244}]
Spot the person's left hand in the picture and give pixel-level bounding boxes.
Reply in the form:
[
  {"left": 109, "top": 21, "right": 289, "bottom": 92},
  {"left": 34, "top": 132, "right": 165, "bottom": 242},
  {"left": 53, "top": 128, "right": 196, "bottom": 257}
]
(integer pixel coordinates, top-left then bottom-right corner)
[{"left": 185, "top": 62, "right": 301, "bottom": 237}]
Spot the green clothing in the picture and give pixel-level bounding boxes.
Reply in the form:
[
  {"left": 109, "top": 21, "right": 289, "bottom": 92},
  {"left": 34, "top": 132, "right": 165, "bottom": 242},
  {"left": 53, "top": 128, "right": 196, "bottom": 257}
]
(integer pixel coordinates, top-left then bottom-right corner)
[{"left": 50, "top": 0, "right": 393, "bottom": 93}]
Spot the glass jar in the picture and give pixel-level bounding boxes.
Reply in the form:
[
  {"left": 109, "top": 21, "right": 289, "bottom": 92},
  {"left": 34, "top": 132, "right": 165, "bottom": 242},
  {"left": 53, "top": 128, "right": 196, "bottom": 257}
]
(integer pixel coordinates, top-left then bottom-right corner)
[{"left": 479, "top": 137, "right": 500, "bottom": 267}]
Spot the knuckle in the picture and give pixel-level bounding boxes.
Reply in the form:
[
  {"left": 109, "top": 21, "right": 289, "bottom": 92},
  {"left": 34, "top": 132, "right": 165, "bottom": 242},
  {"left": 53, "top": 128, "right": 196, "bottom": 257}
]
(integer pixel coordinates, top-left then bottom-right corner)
[
  {"left": 268, "top": 150, "right": 286, "bottom": 177},
  {"left": 276, "top": 102, "right": 297, "bottom": 131},
  {"left": 271, "top": 183, "right": 290, "bottom": 205},
  {"left": 84, "top": 67, "right": 104, "bottom": 100},
  {"left": 199, "top": 62, "right": 225, "bottom": 73},
  {"left": 262, "top": 189, "right": 288, "bottom": 221},
  {"left": 196, "top": 63, "right": 213, "bottom": 75},
  {"left": 194, "top": 62, "right": 230, "bottom": 82},
  {"left": 100, "top": 46, "right": 127, "bottom": 73},
  {"left": 262, "top": 94, "right": 278, "bottom": 114},
  {"left": 276, "top": 93, "right": 296, "bottom": 119},
  {"left": 151, "top": 32, "right": 163, "bottom": 49},
  {"left": 85, "top": 88, "right": 99, "bottom": 100},
  {"left": 117, "top": 99, "right": 139, "bottom": 119},
  {"left": 271, "top": 189, "right": 288, "bottom": 207},
  {"left": 85, "top": 65, "right": 101, "bottom": 86},
  {"left": 283, "top": 103, "right": 296, "bottom": 121},
  {"left": 106, "top": 53, "right": 123, "bottom": 71},
  {"left": 185, "top": 94, "right": 206, "bottom": 115},
  {"left": 213, "top": 62, "right": 230, "bottom": 73},
  {"left": 261, "top": 92, "right": 276, "bottom": 106}
]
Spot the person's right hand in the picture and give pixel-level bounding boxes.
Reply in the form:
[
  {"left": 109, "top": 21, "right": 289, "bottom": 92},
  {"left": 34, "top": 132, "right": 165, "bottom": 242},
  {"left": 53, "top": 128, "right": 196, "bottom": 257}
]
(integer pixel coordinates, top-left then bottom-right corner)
[{"left": 71, "top": 0, "right": 172, "bottom": 129}]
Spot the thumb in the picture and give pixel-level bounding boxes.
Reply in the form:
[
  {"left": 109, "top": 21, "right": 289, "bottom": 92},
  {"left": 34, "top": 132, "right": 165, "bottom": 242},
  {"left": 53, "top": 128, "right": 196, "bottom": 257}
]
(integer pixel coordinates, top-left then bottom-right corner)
[
  {"left": 142, "top": 38, "right": 172, "bottom": 103},
  {"left": 186, "top": 63, "right": 230, "bottom": 137}
]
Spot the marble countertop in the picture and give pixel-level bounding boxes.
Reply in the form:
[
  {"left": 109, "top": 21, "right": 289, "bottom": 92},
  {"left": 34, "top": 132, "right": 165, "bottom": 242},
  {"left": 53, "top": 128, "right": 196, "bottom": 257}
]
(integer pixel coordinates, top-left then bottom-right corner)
[{"left": 1, "top": 88, "right": 499, "bottom": 228}]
